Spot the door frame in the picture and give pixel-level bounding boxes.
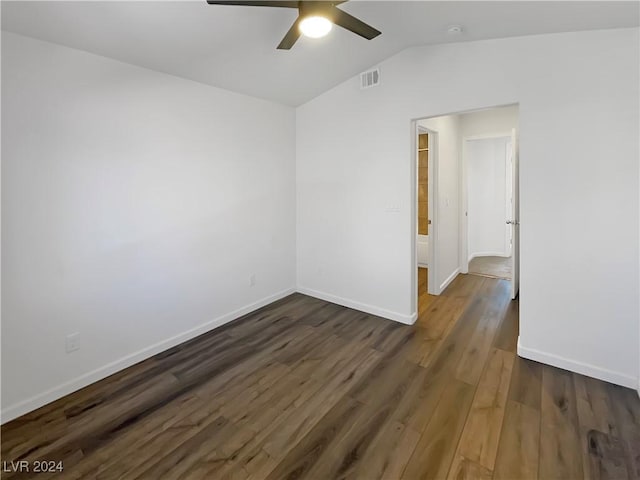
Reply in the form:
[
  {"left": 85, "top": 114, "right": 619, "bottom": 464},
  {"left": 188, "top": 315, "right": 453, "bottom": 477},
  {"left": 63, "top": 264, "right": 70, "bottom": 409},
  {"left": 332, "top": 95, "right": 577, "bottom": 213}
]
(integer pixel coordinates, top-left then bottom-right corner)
[
  {"left": 411, "top": 121, "right": 440, "bottom": 318},
  {"left": 410, "top": 103, "right": 519, "bottom": 321},
  {"left": 415, "top": 125, "right": 439, "bottom": 298},
  {"left": 461, "top": 132, "right": 514, "bottom": 274}
]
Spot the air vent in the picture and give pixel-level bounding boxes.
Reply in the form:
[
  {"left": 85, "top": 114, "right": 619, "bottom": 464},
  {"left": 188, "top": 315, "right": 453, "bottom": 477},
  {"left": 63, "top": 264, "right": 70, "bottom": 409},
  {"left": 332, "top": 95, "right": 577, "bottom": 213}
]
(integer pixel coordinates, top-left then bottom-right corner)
[{"left": 360, "top": 68, "right": 380, "bottom": 89}]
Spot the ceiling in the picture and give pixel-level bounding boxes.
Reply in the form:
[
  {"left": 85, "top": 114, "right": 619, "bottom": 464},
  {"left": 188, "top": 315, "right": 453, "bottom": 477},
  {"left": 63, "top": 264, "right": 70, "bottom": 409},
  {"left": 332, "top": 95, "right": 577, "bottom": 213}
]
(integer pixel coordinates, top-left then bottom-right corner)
[{"left": 2, "top": 1, "right": 638, "bottom": 106}]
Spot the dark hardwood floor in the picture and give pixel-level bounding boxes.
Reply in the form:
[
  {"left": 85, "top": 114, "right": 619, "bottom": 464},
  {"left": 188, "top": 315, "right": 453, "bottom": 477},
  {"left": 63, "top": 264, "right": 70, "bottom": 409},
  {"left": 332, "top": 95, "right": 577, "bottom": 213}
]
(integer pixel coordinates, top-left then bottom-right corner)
[{"left": 2, "top": 274, "right": 639, "bottom": 479}]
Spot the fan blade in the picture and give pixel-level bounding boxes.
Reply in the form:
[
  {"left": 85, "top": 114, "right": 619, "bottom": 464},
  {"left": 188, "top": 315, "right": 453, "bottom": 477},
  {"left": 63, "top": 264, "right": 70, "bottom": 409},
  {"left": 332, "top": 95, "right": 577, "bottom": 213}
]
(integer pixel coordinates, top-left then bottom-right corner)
[
  {"left": 206, "top": 1, "right": 299, "bottom": 7},
  {"left": 277, "top": 17, "right": 302, "bottom": 49},
  {"left": 328, "top": 6, "right": 381, "bottom": 40}
]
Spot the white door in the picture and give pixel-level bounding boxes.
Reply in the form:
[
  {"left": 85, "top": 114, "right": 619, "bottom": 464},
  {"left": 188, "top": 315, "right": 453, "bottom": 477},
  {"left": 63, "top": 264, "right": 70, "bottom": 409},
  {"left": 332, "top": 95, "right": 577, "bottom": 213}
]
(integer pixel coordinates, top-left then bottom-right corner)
[{"left": 509, "top": 128, "right": 520, "bottom": 299}]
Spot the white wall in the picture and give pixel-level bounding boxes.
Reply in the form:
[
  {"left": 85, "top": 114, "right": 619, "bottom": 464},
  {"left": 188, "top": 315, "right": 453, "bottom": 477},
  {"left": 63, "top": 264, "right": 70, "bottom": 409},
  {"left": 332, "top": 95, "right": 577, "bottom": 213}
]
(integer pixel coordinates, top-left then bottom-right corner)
[
  {"left": 459, "top": 105, "right": 519, "bottom": 139},
  {"left": 466, "top": 136, "right": 511, "bottom": 259},
  {"left": 1, "top": 32, "right": 296, "bottom": 421},
  {"left": 296, "top": 28, "right": 640, "bottom": 388},
  {"left": 418, "top": 116, "right": 461, "bottom": 291}
]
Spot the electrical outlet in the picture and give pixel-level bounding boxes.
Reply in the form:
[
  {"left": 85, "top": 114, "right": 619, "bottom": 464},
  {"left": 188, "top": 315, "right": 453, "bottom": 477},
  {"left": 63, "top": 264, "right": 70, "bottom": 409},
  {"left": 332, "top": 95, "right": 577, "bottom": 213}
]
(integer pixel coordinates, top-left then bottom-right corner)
[
  {"left": 66, "top": 332, "right": 80, "bottom": 353},
  {"left": 249, "top": 274, "right": 256, "bottom": 287}
]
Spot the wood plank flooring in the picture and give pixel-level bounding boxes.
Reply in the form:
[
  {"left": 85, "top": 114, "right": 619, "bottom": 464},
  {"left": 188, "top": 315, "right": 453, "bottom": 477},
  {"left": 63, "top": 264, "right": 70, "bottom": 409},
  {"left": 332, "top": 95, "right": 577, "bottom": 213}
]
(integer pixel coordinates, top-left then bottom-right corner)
[
  {"left": 2, "top": 274, "right": 639, "bottom": 479},
  {"left": 418, "top": 267, "right": 428, "bottom": 295}
]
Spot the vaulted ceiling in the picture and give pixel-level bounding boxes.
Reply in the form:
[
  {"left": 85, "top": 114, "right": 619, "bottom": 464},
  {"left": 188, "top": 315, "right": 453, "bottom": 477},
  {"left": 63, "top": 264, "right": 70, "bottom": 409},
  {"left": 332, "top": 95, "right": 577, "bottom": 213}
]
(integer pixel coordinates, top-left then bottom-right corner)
[{"left": 2, "top": 1, "right": 638, "bottom": 106}]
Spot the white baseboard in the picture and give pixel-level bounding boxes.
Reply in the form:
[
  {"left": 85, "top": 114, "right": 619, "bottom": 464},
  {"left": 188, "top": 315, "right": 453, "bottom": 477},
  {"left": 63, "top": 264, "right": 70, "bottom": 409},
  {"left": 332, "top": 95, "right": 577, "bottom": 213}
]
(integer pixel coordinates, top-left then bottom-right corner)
[
  {"left": 517, "top": 337, "right": 637, "bottom": 389},
  {"left": 439, "top": 268, "right": 460, "bottom": 293},
  {"left": 0, "top": 287, "right": 296, "bottom": 424},
  {"left": 296, "top": 286, "right": 417, "bottom": 325}
]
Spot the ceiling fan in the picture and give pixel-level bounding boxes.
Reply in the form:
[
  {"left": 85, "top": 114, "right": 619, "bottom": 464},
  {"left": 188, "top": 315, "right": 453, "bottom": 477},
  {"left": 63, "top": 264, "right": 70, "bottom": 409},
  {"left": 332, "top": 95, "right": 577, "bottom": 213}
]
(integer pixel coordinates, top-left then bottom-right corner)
[{"left": 205, "top": 1, "right": 382, "bottom": 50}]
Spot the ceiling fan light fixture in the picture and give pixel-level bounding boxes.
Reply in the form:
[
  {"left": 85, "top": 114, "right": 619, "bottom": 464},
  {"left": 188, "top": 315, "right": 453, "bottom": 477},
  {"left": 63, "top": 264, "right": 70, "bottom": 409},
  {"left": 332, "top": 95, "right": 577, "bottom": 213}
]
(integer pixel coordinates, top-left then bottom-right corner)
[{"left": 299, "top": 15, "right": 332, "bottom": 38}]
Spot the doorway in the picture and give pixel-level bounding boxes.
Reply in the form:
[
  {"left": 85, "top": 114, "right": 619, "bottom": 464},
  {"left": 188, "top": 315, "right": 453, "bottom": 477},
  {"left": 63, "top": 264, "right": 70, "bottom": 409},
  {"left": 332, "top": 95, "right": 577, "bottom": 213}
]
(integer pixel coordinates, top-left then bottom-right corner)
[
  {"left": 464, "top": 134, "right": 513, "bottom": 280},
  {"left": 412, "top": 104, "right": 519, "bottom": 315},
  {"left": 416, "top": 126, "right": 438, "bottom": 298},
  {"left": 417, "top": 129, "right": 429, "bottom": 295}
]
